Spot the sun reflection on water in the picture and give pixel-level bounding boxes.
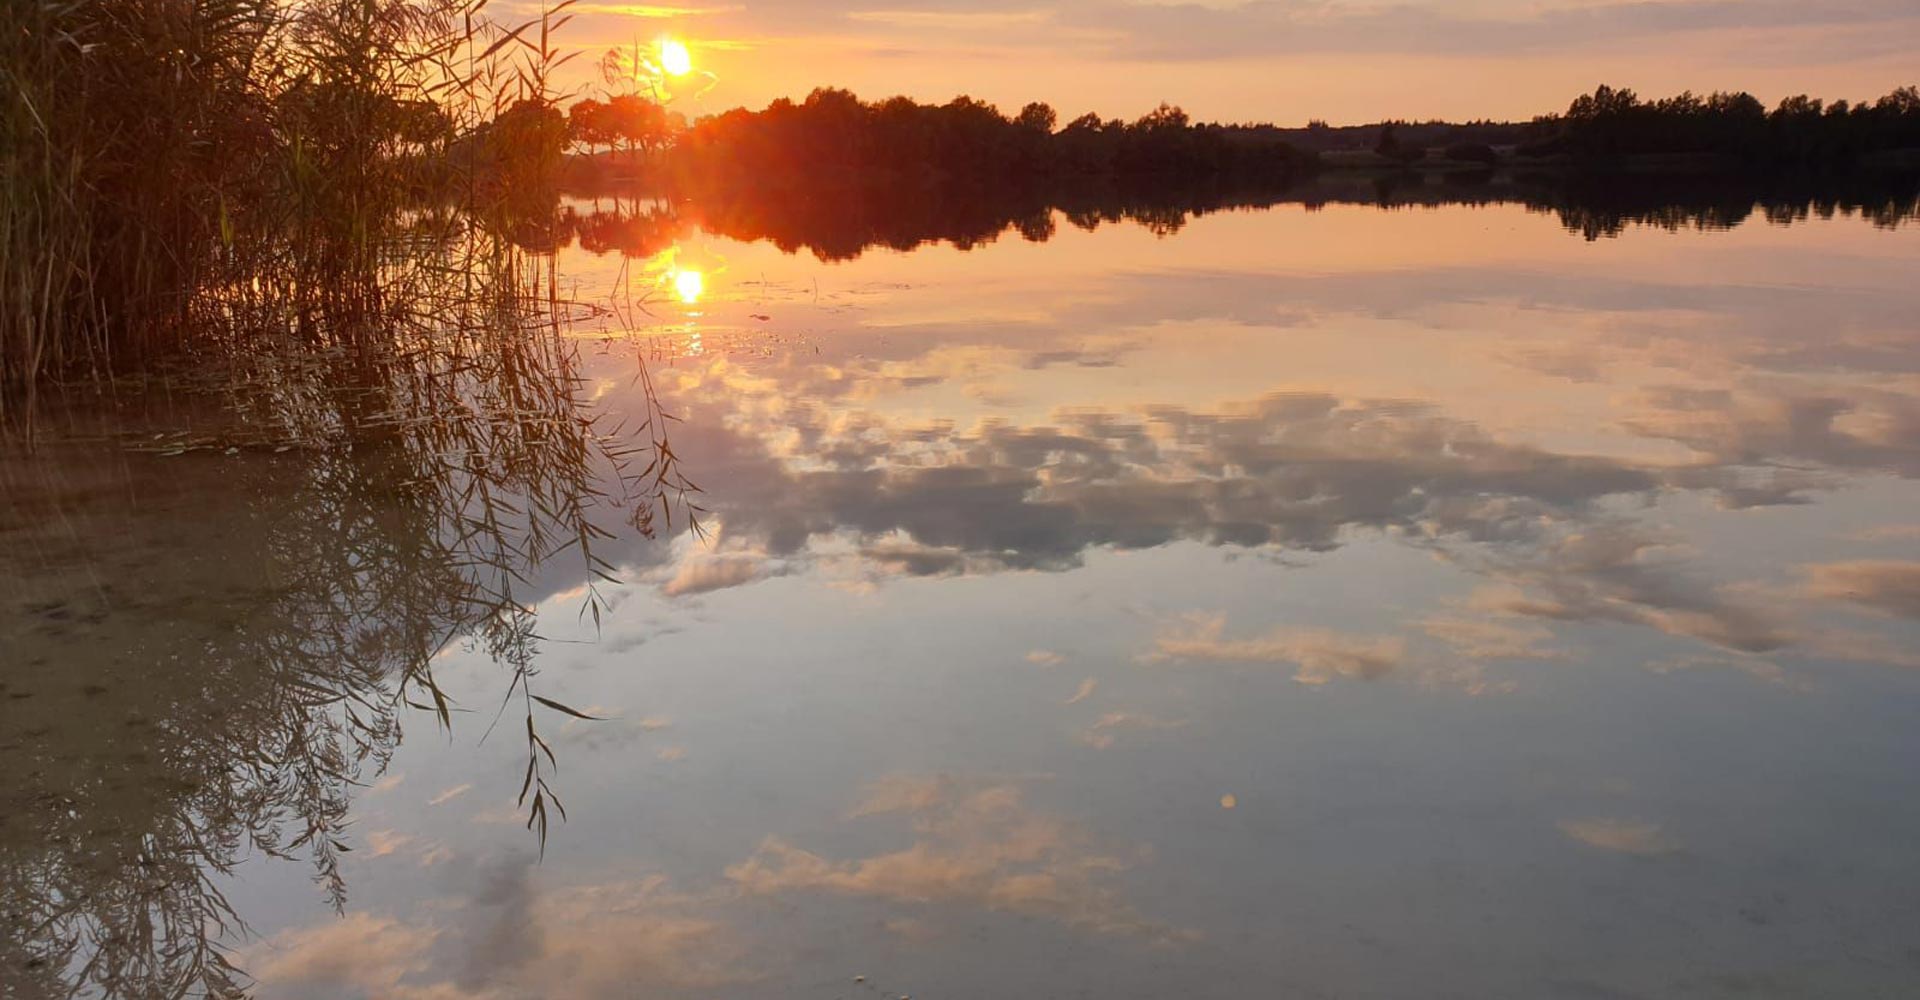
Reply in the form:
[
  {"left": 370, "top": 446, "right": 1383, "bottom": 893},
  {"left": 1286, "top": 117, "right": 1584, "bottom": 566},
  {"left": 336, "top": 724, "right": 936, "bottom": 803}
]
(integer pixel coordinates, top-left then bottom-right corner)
[{"left": 673, "top": 268, "right": 706, "bottom": 304}]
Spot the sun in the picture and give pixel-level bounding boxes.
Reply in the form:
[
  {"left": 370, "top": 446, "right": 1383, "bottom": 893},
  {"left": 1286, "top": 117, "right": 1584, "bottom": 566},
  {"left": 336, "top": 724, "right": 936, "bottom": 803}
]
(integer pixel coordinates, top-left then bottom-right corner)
[
  {"left": 659, "top": 38, "right": 692, "bottom": 77},
  {"left": 672, "top": 268, "right": 705, "bottom": 304}
]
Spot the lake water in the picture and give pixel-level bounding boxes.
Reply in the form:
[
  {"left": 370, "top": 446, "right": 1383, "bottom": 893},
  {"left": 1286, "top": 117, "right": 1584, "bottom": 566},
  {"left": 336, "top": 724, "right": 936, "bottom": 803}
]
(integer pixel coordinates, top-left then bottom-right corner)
[{"left": 7, "top": 195, "right": 1920, "bottom": 998}]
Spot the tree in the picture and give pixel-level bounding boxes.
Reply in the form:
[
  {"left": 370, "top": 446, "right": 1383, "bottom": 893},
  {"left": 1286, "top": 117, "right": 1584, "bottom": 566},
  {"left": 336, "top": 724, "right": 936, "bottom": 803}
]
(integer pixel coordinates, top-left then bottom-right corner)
[
  {"left": 1017, "top": 101, "right": 1057, "bottom": 134},
  {"left": 1134, "top": 103, "right": 1190, "bottom": 133},
  {"left": 1375, "top": 122, "right": 1422, "bottom": 163},
  {"left": 568, "top": 98, "right": 613, "bottom": 157},
  {"left": 1879, "top": 86, "right": 1920, "bottom": 114},
  {"left": 605, "top": 93, "right": 669, "bottom": 161},
  {"left": 1567, "top": 84, "right": 1639, "bottom": 120}
]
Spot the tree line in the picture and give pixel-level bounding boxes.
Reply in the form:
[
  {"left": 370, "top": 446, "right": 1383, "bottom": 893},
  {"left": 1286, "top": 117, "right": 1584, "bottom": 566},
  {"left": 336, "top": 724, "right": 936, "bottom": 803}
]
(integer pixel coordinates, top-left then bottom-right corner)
[
  {"left": 1524, "top": 85, "right": 1920, "bottom": 164},
  {"left": 568, "top": 88, "right": 1314, "bottom": 188},
  {"left": 558, "top": 84, "right": 1920, "bottom": 190}
]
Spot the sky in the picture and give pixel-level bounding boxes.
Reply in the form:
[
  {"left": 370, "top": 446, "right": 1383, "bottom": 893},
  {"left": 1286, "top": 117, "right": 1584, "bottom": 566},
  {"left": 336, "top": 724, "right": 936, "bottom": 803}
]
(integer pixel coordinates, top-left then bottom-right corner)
[{"left": 526, "top": 0, "right": 1920, "bottom": 124}]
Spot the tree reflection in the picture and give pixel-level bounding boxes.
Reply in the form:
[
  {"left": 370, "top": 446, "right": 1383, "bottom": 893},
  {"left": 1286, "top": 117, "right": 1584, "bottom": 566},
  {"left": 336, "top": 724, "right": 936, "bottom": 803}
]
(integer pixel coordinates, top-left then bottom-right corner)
[{"left": 549, "top": 170, "right": 1920, "bottom": 261}]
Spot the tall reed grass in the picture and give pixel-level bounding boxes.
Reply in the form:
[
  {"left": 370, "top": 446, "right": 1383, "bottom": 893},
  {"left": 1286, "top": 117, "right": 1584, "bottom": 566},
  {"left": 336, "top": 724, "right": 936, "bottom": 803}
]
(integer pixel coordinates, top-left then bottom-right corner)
[{"left": 0, "top": 0, "right": 580, "bottom": 434}]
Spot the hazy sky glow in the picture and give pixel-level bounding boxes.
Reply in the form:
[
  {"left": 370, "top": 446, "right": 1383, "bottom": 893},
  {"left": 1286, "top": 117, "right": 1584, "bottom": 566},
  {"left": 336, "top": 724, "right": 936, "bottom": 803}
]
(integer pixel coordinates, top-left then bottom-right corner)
[{"left": 528, "top": 0, "right": 1920, "bottom": 123}]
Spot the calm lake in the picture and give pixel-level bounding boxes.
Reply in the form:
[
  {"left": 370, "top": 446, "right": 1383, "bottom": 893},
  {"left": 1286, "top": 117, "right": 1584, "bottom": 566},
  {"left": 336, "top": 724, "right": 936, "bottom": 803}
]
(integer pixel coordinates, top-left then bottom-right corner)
[{"left": 7, "top": 192, "right": 1920, "bottom": 998}]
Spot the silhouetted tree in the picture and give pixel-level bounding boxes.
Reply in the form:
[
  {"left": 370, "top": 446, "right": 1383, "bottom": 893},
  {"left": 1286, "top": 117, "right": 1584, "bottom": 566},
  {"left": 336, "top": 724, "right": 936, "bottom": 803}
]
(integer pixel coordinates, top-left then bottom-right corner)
[
  {"left": 1017, "top": 101, "right": 1058, "bottom": 134},
  {"left": 661, "top": 91, "right": 1310, "bottom": 191},
  {"left": 1537, "top": 83, "right": 1920, "bottom": 165},
  {"left": 606, "top": 93, "right": 670, "bottom": 161},
  {"left": 568, "top": 97, "right": 615, "bottom": 157}
]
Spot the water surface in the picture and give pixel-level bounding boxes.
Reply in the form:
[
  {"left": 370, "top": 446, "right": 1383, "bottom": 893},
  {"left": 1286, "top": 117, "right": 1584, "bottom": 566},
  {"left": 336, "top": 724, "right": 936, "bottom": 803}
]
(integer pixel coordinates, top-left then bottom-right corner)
[{"left": 7, "top": 196, "right": 1920, "bottom": 998}]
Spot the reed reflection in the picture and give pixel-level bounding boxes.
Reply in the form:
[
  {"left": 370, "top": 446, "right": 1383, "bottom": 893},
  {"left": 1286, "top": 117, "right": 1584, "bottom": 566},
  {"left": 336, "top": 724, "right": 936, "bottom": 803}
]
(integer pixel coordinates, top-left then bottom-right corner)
[{"left": 0, "top": 210, "right": 697, "bottom": 997}]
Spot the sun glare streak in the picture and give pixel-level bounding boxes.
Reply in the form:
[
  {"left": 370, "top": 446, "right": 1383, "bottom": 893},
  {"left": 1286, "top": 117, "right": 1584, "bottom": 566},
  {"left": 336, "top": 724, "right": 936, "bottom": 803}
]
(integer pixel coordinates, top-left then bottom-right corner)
[{"left": 660, "top": 38, "right": 693, "bottom": 77}]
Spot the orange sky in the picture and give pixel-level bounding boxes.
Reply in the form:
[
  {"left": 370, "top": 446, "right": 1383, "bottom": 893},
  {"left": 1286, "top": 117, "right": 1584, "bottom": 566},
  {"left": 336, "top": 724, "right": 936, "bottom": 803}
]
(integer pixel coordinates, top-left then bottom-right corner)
[{"left": 525, "top": 0, "right": 1920, "bottom": 124}]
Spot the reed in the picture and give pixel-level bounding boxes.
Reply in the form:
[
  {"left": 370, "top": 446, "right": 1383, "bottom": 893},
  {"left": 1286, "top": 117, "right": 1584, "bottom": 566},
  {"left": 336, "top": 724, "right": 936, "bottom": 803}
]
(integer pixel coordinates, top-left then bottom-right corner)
[{"left": 0, "top": 0, "right": 581, "bottom": 434}]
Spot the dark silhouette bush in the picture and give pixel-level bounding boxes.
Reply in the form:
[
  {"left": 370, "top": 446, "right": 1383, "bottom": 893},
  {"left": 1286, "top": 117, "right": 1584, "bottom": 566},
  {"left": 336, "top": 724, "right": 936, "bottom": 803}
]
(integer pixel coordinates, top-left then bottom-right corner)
[{"left": 1445, "top": 142, "right": 1499, "bottom": 165}]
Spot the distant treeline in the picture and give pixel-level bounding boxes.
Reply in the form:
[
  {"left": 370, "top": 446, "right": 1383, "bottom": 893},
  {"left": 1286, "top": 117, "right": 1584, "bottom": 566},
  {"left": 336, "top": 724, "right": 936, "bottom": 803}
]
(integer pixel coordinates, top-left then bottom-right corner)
[
  {"left": 549, "top": 169, "right": 1920, "bottom": 263},
  {"left": 564, "top": 84, "right": 1920, "bottom": 190},
  {"left": 1524, "top": 85, "right": 1920, "bottom": 165},
  {"left": 573, "top": 88, "right": 1313, "bottom": 189}
]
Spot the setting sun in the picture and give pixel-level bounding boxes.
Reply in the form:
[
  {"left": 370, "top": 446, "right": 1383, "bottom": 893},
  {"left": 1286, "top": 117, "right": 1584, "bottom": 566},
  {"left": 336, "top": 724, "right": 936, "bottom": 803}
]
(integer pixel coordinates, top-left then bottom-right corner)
[{"left": 659, "top": 38, "right": 692, "bottom": 77}]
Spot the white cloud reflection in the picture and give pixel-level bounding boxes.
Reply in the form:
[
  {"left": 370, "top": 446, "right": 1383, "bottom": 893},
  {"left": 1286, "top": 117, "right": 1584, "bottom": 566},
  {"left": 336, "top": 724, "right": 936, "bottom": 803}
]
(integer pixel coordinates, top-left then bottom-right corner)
[
  {"left": 245, "top": 859, "right": 754, "bottom": 1000},
  {"left": 727, "top": 775, "right": 1194, "bottom": 942}
]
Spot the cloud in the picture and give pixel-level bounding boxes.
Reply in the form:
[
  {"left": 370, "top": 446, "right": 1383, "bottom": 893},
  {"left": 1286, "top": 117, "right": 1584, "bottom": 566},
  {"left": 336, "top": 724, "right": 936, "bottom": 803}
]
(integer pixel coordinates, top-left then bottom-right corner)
[
  {"left": 1645, "top": 653, "right": 1791, "bottom": 686},
  {"left": 1413, "top": 661, "right": 1521, "bottom": 697},
  {"left": 1458, "top": 521, "right": 1798, "bottom": 655},
  {"left": 1558, "top": 818, "right": 1680, "bottom": 856},
  {"left": 1624, "top": 385, "right": 1920, "bottom": 482},
  {"left": 1078, "top": 711, "right": 1188, "bottom": 749},
  {"left": 244, "top": 857, "right": 753, "bottom": 1000},
  {"left": 579, "top": 2, "right": 739, "bottom": 15},
  {"left": 849, "top": 772, "right": 963, "bottom": 818},
  {"left": 366, "top": 830, "right": 415, "bottom": 858},
  {"left": 1802, "top": 629, "right": 1920, "bottom": 670},
  {"left": 516, "top": 1, "right": 738, "bottom": 15},
  {"left": 1051, "top": 0, "right": 1920, "bottom": 62},
  {"left": 861, "top": 540, "right": 976, "bottom": 577},
  {"left": 571, "top": 289, "right": 1920, "bottom": 677},
  {"left": 726, "top": 775, "right": 1193, "bottom": 942},
  {"left": 661, "top": 554, "right": 772, "bottom": 597},
  {"left": 1417, "top": 614, "right": 1572, "bottom": 662},
  {"left": 1803, "top": 561, "right": 1920, "bottom": 620},
  {"left": 646, "top": 376, "right": 1662, "bottom": 587},
  {"left": 243, "top": 913, "right": 438, "bottom": 1000},
  {"left": 846, "top": 8, "right": 1051, "bottom": 30},
  {"left": 1144, "top": 612, "right": 1406, "bottom": 685},
  {"left": 429, "top": 784, "right": 474, "bottom": 806},
  {"left": 554, "top": 715, "right": 669, "bottom": 753},
  {"left": 577, "top": 0, "right": 1920, "bottom": 72}
]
